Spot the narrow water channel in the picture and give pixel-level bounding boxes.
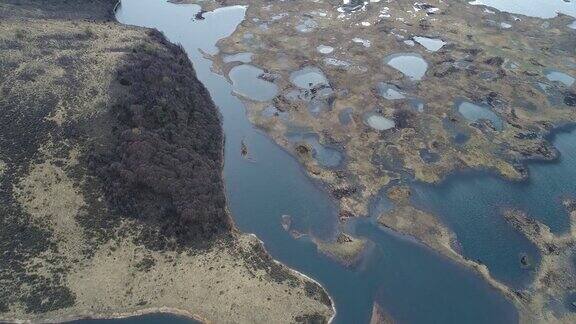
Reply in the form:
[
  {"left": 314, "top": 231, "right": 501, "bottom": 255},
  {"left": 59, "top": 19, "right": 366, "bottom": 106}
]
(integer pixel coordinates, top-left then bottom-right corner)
[{"left": 109, "top": 0, "right": 521, "bottom": 323}]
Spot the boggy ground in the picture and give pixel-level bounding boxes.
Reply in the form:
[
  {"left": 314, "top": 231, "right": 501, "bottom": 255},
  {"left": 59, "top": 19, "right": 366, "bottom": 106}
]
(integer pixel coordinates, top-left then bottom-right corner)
[
  {"left": 0, "top": 0, "right": 333, "bottom": 322},
  {"left": 209, "top": 0, "right": 576, "bottom": 218},
  {"left": 183, "top": 0, "right": 576, "bottom": 321}
]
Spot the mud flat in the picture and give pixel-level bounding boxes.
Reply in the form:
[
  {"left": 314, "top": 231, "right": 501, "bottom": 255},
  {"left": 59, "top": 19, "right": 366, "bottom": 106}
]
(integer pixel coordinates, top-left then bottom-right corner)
[{"left": 0, "top": 0, "right": 333, "bottom": 323}]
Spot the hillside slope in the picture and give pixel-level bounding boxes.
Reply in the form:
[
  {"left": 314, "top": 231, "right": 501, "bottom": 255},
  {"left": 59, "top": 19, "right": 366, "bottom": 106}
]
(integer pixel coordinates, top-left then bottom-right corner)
[{"left": 0, "top": 0, "right": 333, "bottom": 322}]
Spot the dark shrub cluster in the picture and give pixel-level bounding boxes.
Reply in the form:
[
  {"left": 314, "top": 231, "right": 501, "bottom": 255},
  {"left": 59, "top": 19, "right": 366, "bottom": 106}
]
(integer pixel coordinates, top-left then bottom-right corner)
[
  {"left": 0, "top": 0, "right": 118, "bottom": 21},
  {"left": 92, "top": 30, "right": 232, "bottom": 250}
]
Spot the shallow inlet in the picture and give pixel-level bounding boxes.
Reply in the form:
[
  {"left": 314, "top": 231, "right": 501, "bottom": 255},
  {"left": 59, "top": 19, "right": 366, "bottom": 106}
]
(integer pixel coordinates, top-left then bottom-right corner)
[
  {"left": 228, "top": 64, "right": 278, "bottom": 101},
  {"left": 286, "top": 132, "right": 344, "bottom": 168},
  {"left": 113, "top": 0, "right": 519, "bottom": 323},
  {"left": 545, "top": 69, "right": 575, "bottom": 87},
  {"left": 469, "top": 0, "right": 576, "bottom": 19}
]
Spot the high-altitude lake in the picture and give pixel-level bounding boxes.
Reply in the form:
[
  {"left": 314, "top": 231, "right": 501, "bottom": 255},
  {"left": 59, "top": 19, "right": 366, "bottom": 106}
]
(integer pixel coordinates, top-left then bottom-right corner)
[{"left": 105, "top": 0, "right": 541, "bottom": 323}]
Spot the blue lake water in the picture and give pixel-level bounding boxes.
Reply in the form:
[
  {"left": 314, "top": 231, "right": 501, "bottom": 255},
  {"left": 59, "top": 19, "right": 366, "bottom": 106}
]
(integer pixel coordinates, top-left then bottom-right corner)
[
  {"left": 101, "top": 0, "right": 541, "bottom": 323},
  {"left": 469, "top": 0, "right": 576, "bottom": 19},
  {"left": 412, "top": 126, "right": 576, "bottom": 289}
]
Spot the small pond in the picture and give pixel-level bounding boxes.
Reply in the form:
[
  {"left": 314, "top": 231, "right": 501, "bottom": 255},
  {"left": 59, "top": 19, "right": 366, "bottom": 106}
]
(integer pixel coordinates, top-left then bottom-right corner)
[
  {"left": 384, "top": 53, "right": 428, "bottom": 81},
  {"left": 413, "top": 36, "right": 446, "bottom": 52},
  {"left": 365, "top": 112, "right": 396, "bottom": 131},
  {"left": 456, "top": 99, "right": 504, "bottom": 131},
  {"left": 377, "top": 82, "right": 406, "bottom": 100},
  {"left": 223, "top": 52, "right": 253, "bottom": 63},
  {"left": 229, "top": 64, "right": 278, "bottom": 101},
  {"left": 286, "top": 132, "right": 343, "bottom": 168},
  {"left": 469, "top": 0, "right": 576, "bottom": 19},
  {"left": 545, "top": 69, "right": 575, "bottom": 87},
  {"left": 290, "top": 66, "right": 329, "bottom": 89}
]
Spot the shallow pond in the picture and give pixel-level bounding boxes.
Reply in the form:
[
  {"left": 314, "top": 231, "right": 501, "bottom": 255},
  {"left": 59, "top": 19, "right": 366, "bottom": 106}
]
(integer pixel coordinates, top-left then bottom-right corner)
[
  {"left": 377, "top": 82, "right": 406, "bottom": 100},
  {"left": 317, "top": 44, "right": 334, "bottom": 54},
  {"left": 261, "top": 105, "right": 288, "bottom": 119},
  {"left": 286, "top": 132, "right": 343, "bottom": 168},
  {"left": 307, "top": 99, "right": 331, "bottom": 116},
  {"left": 545, "top": 69, "right": 575, "bottom": 87},
  {"left": 413, "top": 36, "right": 446, "bottom": 52},
  {"left": 365, "top": 112, "right": 396, "bottom": 131},
  {"left": 114, "top": 1, "right": 520, "bottom": 323},
  {"left": 290, "top": 66, "right": 330, "bottom": 89},
  {"left": 339, "top": 107, "right": 354, "bottom": 125},
  {"left": 296, "top": 18, "right": 318, "bottom": 33},
  {"left": 419, "top": 148, "right": 440, "bottom": 163},
  {"left": 384, "top": 53, "right": 428, "bottom": 81},
  {"left": 456, "top": 99, "right": 504, "bottom": 131},
  {"left": 409, "top": 98, "right": 425, "bottom": 112},
  {"left": 228, "top": 64, "right": 278, "bottom": 101},
  {"left": 469, "top": 0, "right": 576, "bottom": 19},
  {"left": 223, "top": 52, "right": 253, "bottom": 63}
]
